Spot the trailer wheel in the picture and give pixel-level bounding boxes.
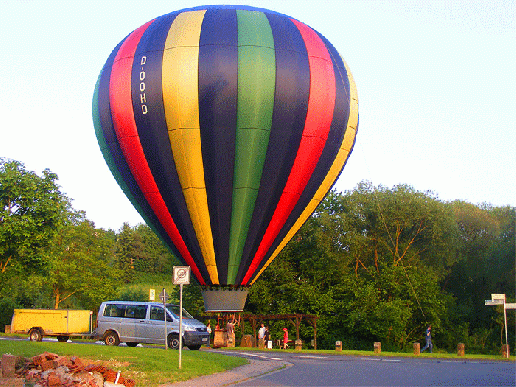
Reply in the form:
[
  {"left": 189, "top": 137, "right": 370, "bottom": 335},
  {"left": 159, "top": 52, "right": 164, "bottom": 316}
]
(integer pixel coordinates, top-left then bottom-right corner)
[
  {"left": 104, "top": 331, "right": 120, "bottom": 346},
  {"left": 57, "top": 336, "right": 69, "bottom": 342},
  {"left": 29, "top": 328, "right": 43, "bottom": 342}
]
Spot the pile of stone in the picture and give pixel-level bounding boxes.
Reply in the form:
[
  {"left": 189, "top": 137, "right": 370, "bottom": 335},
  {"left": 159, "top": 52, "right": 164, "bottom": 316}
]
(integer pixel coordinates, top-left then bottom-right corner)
[{"left": 1, "top": 352, "right": 136, "bottom": 387}]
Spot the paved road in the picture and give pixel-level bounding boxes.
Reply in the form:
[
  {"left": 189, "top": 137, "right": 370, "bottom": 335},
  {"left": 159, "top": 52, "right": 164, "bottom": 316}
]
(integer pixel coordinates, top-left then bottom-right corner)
[{"left": 221, "top": 351, "right": 516, "bottom": 387}]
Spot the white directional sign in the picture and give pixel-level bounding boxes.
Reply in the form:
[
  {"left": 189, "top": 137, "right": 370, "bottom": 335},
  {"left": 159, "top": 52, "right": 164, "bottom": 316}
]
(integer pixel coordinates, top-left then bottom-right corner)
[
  {"left": 485, "top": 299, "right": 504, "bottom": 306},
  {"left": 491, "top": 294, "right": 506, "bottom": 301}
]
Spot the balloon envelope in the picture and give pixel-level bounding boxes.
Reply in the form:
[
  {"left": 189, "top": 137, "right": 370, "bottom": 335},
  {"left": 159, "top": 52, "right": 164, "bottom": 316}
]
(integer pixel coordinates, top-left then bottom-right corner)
[{"left": 93, "top": 5, "right": 358, "bottom": 310}]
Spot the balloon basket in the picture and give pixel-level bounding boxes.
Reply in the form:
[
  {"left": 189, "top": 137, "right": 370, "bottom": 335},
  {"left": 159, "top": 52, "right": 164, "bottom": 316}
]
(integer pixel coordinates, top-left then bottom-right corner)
[{"left": 202, "top": 288, "right": 249, "bottom": 312}]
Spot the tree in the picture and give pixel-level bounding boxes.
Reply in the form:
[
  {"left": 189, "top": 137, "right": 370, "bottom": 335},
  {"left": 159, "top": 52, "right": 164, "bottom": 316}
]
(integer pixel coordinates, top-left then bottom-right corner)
[
  {"left": 114, "top": 223, "right": 143, "bottom": 283},
  {"left": 133, "top": 224, "right": 180, "bottom": 273},
  {"left": 44, "top": 218, "right": 119, "bottom": 309},
  {"left": 443, "top": 202, "right": 515, "bottom": 350},
  {"left": 0, "top": 159, "right": 70, "bottom": 276},
  {"left": 249, "top": 183, "right": 460, "bottom": 349}
]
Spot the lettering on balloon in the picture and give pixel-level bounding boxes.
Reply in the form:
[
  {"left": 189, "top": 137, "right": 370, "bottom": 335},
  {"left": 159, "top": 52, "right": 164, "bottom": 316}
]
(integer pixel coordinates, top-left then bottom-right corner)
[{"left": 139, "top": 56, "right": 148, "bottom": 115}]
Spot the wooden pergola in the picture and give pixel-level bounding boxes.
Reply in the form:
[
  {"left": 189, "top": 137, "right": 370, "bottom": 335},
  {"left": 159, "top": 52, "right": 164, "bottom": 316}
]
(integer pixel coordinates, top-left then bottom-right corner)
[{"left": 201, "top": 313, "right": 319, "bottom": 349}]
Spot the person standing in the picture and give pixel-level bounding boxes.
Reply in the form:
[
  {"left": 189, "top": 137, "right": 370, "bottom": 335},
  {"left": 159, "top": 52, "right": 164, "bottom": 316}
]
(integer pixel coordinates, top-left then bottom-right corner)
[
  {"left": 206, "top": 322, "right": 212, "bottom": 347},
  {"left": 258, "top": 323, "right": 266, "bottom": 348},
  {"left": 421, "top": 325, "right": 433, "bottom": 353},
  {"left": 258, "top": 323, "right": 266, "bottom": 340},
  {"left": 282, "top": 327, "right": 289, "bottom": 349}
]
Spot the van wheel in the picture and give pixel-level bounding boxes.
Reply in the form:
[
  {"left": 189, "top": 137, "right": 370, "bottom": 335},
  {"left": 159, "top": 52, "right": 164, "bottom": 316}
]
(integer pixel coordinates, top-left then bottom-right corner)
[
  {"left": 57, "top": 336, "right": 69, "bottom": 342},
  {"left": 29, "top": 328, "right": 43, "bottom": 342},
  {"left": 188, "top": 345, "right": 201, "bottom": 350},
  {"left": 104, "top": 331, "right": 120, "bottom": 346},
  {"left": 168, "top": 333, "right": 180, "bottom": 350},
  {"left": 126, "top": 342, "right": 138, "bottom": 347}
]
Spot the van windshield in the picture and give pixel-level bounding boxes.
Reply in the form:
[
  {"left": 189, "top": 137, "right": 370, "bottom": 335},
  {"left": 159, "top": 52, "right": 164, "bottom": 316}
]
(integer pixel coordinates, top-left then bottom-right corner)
[{"left": 166, "top": 305, "right": 193, "bottom": 319}]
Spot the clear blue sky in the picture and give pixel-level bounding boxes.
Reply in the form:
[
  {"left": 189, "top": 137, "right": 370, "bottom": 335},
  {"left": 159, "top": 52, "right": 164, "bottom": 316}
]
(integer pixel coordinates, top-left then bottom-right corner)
[{"left": 1, "top": 0, "right": 514, "bottom": 230}]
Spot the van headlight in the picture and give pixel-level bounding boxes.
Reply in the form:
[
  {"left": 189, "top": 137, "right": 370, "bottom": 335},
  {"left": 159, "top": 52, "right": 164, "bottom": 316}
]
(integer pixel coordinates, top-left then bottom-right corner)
[{"left": 183, "top": 326, "right": 196, "bottom": 332}]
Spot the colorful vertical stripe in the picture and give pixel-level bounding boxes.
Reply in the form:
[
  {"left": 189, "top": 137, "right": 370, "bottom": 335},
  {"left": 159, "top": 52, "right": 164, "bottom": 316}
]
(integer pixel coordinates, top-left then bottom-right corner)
[{"left": 93, "top": 5, "right": 358, "bottom": 288}]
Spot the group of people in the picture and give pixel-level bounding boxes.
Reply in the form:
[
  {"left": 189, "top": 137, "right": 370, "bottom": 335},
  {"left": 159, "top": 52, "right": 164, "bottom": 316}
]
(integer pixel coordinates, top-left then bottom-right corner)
[{"left": 258, "top": 323, "right": 289, "bottom": 349}]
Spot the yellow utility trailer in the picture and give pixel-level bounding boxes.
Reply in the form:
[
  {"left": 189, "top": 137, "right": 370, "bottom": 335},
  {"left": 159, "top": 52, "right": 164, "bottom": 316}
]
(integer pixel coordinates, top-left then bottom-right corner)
[{"left": 11, "top": 309, "right": 93, "bottom": 342}]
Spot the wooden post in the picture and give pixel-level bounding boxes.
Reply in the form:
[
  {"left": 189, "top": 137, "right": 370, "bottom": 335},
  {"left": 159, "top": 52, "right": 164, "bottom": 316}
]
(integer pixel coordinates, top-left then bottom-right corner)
[
  {"left": 374, "top": 342, "right": 381, "bottom": 354},
  {"left": 457, "top": 343, "right": 465, "bottom": 356},
  {"left": 295, "top": 339, "right": 303, "bottom": 350},
  {"left": 413, "top": 342, "right": 420, "bottom": 356},
  {"left": 336, "top": 341, "right": 342, "bottom": 352},
  {"left": 501, "top": 344, "right": 510, "bottom": 358}
]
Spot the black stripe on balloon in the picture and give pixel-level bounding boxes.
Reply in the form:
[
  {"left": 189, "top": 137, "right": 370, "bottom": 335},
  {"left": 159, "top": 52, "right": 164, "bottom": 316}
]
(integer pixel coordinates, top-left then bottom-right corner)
[
  {"left": 251, "top": 36, "right": 352, "bottom": 280},
  {"left": 319, "top": 31, "right": 358, "bottom": 162},
  {"left": 234, "top": 13, "right": 310, "bottom": 285},
  {"left": 96, "top": 38, "right": 183, "bottom": 264},
  {"left": 198, "top": 8, "right": 239, "bottom": 285},
  {"left": 131, "top": 13, "right": 212, "bottom": 285}
]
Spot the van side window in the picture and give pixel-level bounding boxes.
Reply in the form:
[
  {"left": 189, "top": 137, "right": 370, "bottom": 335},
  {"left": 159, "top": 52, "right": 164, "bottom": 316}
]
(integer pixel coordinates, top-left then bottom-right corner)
[
  {"left": 104, "top": 304, "right": 125, "bottom": 317},
  {"left": 150, "top": 306, "right": 164, "bottom": 321},
  {"left": 125, "top": 305, "right": 147, "bottom": 319}
]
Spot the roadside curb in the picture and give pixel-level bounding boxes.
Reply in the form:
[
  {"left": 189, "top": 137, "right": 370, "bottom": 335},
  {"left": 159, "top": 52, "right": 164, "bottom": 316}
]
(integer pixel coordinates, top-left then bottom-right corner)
[{"left": 163, "top": 355, "right": 291, "bottom": 386}]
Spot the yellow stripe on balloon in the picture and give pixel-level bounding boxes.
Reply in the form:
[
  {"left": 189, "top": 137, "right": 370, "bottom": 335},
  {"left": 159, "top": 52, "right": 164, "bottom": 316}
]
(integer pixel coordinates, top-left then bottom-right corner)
[
  {"left": 250, "top": 60, "right": 358, "bottom": 285},
  {"left": 162, "top": 10, "right": 219, "bottom": 284}
]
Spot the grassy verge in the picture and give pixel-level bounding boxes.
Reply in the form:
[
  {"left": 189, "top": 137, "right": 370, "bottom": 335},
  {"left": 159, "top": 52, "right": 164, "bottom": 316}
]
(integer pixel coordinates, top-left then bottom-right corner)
[
  {"left": 0, "top": 340, "right": 247, "bottom": 386},
  {"left": 220, "top": 346, "right": 516, "bottom": 361}
]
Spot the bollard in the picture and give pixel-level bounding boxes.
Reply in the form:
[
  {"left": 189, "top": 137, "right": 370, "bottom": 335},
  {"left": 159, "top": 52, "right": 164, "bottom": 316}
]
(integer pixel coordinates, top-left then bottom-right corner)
[
  {"left": 374, "top": 342, "right": 381, "bottom": 354},
  {"left": 336, "top": 341, "right": 343, "bottom": 352},
  {"left": 258, "top": 338, "right": 265, "bottom": 349},
  {"left": 295, "top": 339, "right": 303, "bottom": 350},
  {"left": 501, "top": 344, "right": 510, "bottom": 358},
  {"left": 227, "top": 333, "right": 236, "bottom": 348},
  {"left": 413, "top": 342, "right": 420, "bottom": 356},
  {"left": 457, "top": 343, "right": 465, "bottom": 356}
]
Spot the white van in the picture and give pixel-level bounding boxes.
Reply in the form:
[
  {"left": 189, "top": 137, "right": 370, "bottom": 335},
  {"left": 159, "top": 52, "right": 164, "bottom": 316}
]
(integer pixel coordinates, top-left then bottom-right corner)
[{"left": 95, "top": 301, "right": 209, "bottom": 350}]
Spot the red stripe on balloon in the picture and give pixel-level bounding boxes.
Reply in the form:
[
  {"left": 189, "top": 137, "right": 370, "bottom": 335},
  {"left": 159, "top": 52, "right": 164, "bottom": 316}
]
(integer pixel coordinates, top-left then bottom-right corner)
[
  {"left": 242, "top": 19, "right": 337, "bottom": 285},
  {"left": 109, "top": 21, "right": 206, "bottom": 285}
]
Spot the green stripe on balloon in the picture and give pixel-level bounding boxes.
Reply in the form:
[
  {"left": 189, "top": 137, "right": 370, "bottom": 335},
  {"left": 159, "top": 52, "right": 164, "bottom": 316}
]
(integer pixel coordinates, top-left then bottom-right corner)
[{"left": 227, "top": 10, "right": 276, "bottom": 284}]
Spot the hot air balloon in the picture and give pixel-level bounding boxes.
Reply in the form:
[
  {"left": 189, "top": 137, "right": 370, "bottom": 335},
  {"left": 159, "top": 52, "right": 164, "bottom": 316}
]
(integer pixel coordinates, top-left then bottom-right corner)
[{"left": 92, "top": 5, "right": 358, "bottom": 312}]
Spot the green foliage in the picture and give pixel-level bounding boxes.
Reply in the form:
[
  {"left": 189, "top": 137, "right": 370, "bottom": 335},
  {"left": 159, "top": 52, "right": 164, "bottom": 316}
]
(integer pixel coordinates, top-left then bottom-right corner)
[
  {"left": 44, "top": 219, "right": 119, "bottom": 310},
  {"left": 0, "top": 159, "right": 71, "bottom": 276},
  {"left": 248, "top": 183, "right": 515, "bottom": 352}
]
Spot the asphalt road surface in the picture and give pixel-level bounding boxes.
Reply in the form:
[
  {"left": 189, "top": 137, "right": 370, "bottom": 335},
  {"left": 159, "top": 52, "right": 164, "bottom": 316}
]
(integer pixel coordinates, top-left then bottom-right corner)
[{"left": 230, "top": 351, "right": 516, "bottom": 387}]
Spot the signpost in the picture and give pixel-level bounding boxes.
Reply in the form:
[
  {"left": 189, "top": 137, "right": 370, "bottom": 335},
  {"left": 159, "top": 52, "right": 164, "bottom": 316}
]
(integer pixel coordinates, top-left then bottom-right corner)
[
  {"left": 173, "top": 266, "right": 191, "bottom": 369},
  {"left": 485, "top": 293, "right": 515, "bottom": 358},
  {"left": 160, "top": 288, "right": 169, "bottom": 350}
]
